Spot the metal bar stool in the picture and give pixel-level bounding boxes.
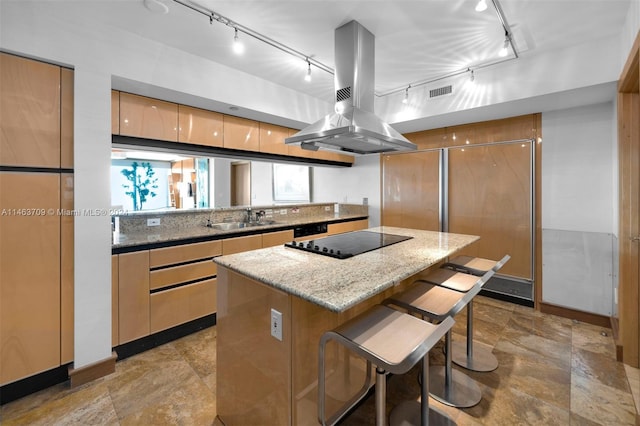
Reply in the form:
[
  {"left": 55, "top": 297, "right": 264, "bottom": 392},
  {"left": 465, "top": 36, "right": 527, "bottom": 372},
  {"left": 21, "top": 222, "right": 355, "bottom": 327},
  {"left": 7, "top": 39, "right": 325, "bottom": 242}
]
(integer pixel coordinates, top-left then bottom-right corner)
[
  {"left": 384, "top": 269, "right": 495, "bottom": 408},
  {"left": 318, "top": 305, "right": 455, "bottom": 426},
  {"left": 437, "top": 255, "right": 510, "bottom": 372}
]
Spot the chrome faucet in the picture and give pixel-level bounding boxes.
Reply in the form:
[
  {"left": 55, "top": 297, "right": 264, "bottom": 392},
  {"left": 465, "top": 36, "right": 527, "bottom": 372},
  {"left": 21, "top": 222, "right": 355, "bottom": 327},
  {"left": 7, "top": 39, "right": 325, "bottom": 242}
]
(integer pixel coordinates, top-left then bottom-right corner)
[{"left": 246, "top": 207, "right": 253, "bottom": 223}]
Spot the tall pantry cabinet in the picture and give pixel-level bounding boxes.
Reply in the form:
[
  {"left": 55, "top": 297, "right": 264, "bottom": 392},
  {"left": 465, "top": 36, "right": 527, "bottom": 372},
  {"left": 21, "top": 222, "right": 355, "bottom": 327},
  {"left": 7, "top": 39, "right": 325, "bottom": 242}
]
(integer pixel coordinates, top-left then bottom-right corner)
[{"left": 0, "top": 52, "right": 74, "bottom": 386}]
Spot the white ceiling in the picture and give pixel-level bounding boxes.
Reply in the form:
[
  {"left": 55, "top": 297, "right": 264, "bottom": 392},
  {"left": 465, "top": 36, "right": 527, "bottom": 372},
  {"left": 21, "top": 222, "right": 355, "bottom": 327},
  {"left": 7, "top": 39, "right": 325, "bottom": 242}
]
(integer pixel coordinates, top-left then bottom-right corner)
[{"left": 51, "top": 0, "right": 631, "bottom": 125}]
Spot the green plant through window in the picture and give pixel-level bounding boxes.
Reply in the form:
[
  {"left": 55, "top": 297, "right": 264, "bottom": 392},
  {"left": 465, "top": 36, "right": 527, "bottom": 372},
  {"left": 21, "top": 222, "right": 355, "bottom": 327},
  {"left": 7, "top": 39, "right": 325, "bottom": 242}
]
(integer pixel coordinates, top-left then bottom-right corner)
[{"left": 121, "top": 161, "right": 159, "bottom": 211}]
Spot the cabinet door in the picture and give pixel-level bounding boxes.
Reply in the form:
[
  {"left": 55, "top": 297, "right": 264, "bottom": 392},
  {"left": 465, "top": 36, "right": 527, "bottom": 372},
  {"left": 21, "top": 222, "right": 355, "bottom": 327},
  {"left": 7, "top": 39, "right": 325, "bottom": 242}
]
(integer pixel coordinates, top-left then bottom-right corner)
[
  {"left": 119, "top": 93, "right": 178, "bottom": 141},
  {"left": 150, "top": 279, "right": 217, "bottom": 334},
  {"left": 327, "top": 219, "right": 368, "bottom": 235},
  {"left": 111, "top": 90, "right": 120, "bottom": 135},
  {"left": 112, "top": 255, "right": 119, "bottom": 348},
  {"left": 1, "top": 172, "right": 61, "bottom": 385},
  {"left": 0, "top": 53, "right": 61, "bottom": 168},
  {"left": 222, "top": 234, "right": 263, "bottom": 255},
  {"left": 262, "top": 229, "right": 294, "bottom": 247},
  {"left": 60, "top": 174, "right": 74, "bottom": 363},
  {"left": 118, "top": 251, "right": 150, "bottom": 344},
  {"left": 259, "top": 123, "right": 289, "bottom": 155},
  {"left": 60, "top": 68, "right": 74, "bottom": 169},
  {"left": 381, "top": 151, "right": 440, "bottom": 231},
  {"left": 224, "top": 115, "right": 259, "bottom": 151},
  {"left": 178, "top": 105, "right": 223, "bottom": 147}
]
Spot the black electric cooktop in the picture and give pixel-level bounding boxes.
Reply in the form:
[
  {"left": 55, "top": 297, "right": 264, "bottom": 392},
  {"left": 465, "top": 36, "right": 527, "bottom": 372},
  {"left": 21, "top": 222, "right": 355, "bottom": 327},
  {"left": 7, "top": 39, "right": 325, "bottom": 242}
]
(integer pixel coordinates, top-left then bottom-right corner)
[{"left": 284, "top": 231, "right": 413, "bottom": 259}]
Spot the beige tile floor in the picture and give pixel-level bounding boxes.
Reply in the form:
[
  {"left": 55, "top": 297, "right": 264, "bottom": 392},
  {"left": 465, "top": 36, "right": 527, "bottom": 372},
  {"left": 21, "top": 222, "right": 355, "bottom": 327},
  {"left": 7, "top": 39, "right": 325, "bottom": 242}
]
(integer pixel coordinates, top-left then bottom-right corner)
[{"left": 1, "top": 296, "right": 638, "bottom": 425}]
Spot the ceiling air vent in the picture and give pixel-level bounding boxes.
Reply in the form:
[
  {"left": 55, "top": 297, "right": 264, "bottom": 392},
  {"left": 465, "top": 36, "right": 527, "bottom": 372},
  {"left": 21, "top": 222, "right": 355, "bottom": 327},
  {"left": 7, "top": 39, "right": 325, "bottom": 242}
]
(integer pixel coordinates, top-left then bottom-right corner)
[
  {"left": 429, "top": 85, "right": 453, "bottom": 98},
  {"left": 336, "top": 87, "right": 351, "bottom": 102}
]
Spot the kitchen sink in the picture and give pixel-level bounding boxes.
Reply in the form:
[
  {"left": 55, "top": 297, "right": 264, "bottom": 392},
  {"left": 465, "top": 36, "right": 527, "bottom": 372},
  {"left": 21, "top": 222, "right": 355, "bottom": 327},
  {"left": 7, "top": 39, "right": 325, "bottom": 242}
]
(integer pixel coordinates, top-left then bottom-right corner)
[{"left": 207, "top": 220, "right": 281, "bottom": 230}]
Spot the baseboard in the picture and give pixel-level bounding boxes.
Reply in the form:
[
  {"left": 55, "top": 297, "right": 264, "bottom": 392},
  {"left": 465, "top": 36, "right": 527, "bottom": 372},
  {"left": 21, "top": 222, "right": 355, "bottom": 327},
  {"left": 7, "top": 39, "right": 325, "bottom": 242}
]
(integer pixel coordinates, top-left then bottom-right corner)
[
  {"left": 0, "top": 364, "right": 70, "bottom": 405},
  {"left": 68, "top": 352, "right": 117, "bottom": 388},
  {"left": 539, "top": 302, "right": 610, "bottom": 328},
  {"left": 611, "top": 316, "right": 624, "bottom": 362}
]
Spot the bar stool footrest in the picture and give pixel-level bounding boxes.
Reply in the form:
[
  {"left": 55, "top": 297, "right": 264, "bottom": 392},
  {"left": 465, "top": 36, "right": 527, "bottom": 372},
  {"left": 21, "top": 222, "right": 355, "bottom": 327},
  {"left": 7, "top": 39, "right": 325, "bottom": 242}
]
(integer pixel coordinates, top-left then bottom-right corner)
[
  {"left": 428, "top": 366, "right": 482, "bottom": 408},
  {"left": 390, "top": 400, "right": 456, "bottom": 426},
  {"left": 451, "top": 340, "right": 498, "bottom": 372}
]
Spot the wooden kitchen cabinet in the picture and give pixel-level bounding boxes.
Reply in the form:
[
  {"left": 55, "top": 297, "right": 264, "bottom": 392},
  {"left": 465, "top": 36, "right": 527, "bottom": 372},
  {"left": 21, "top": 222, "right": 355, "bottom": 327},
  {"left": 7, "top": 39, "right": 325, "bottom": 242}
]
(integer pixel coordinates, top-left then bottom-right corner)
[
  {"left": 327, "top": 219, "right": 369, "bottom": 235},
  {"left": 150, "top": 240, "right": 221, "bottom": 268},
  {"left": 222, "top": 234, "right": 263, "bottom": 254},
  {"left": 119, "top": 92, "right": 178, "bottom": 142},
  {"left": 286, "top": 128, "right": 354, "bottom": 164},
  {"left": 0, "top": 172, "right": 61, "bottom": 385},
  {"left": 224, "top": 115, "right": 260, "bottom": 151},
  {"left": 178, "top": 105, "right": 224, "bottom": 148},
  {"left": 117, "top": 251, "right": 150, "bottom": 344},
  {"left": 0, "top": 53, "right": 61, "bottom": 168},
  {"left": 112, "top": 255, "right": 119, "bottom": 348},
  {"left": 262, "top": 229, "right": 294, "bottom": 247},
  {"left": 259, "top": 123, "right": 289, "bottom": 155},
  {"left": 150, "top": 279, "right": 217, "bottom": 334},
  {"left": 60, "top": 174, "right": 74, "bottom": 363},
  {"left": 111, "top": 90, "right": 120, "bottom": 135},
  {"left": 60, "top": 68, "right": 74, "bottom": 169}
]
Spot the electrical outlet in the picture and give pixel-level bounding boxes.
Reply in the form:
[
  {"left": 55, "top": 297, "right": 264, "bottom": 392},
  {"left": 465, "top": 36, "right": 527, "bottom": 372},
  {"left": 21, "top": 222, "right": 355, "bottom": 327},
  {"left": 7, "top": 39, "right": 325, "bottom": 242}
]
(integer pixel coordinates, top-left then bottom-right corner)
[
  {"left": 363, "top": 197, "right": 368, "bottom": 205},
  {"left": 147, "top": 218, "right": 161, "bottom": 226},
  {"left": 324, "top": 206, "right": 331, "bottom": 211},
  {"left": 271, "top": 308, "right": 283, "bottom": 341},
  {"left": 280, "top": 209, "right": 287, "bottom": 215}
]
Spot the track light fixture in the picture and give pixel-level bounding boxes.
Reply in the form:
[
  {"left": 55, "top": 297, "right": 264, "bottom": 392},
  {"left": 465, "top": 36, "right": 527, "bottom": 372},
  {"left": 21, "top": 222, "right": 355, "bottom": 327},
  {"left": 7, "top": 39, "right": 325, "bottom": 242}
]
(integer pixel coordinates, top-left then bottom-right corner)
[
  {"left": 469, "top": 68, "right": 475, "bottom": 82},
  {"left": 304, "top": 59, "right": 311, "bottom": 82},
  {"left": 498, "top": 35, "right": 510, "bottom": 57},
  {"left": 402, "top": 85, "right": 410, "bottom": 104},
  {"left": 475, "top": 0, "right": 488, "bottom": 12},
  {"left": 233, "top": 27, "right": 244, "bottom": 55}
]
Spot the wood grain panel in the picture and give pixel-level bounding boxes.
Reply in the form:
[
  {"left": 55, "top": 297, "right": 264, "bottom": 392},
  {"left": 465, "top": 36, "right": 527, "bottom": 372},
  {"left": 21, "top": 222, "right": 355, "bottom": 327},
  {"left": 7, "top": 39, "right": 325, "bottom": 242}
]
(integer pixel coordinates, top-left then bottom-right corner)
[
  {"left": 0, "top": 53, "right": 61, "bottom": 168},
  {"left": 216, "top": 267, "right": 291, "bottom": 426},
  {"left": 223, "top": 115, "right": 259, "bottom": 151},
  {"left": 117, "top": 251, "right": 150, "bottom": 344},
  {"left": 119, "top": 92, "right": 178, "bottom": 141},
  {"left": 149, "top": 240, "right": 222, "bottom": 268},
  {"left": 327, "top": 219, "right": 369, "bottom": 235},
  {"left": 259, "top": 122, "right": 289, "bottom": 155},
  {"left": 618, "top": 91, "right": 640, "bottom": 367},
  {"left": 60, "top": 68, "right": 73, "bottom": 169},
  {"left": 448, "top": 142, "right": 532, "bottom": 279},
  {"left": 381, "top": 151, "right": 440, "bottom": 230},
  {"left": 150, "top": 279, "right": 217, "bottom": 333},
  {"left": 262, "top": 229, "right": 294, "bottom": 248},
  {"left": 60, "top": 173, "right": 74, "bottom": 363},
  {"left": 0, "top": 172, "right": 61, "bottom": 385},
  {"left": 111, "top": 255, "right": 119, "bottom": 348},
  {"left": 178, "top": 105, "right": 223, "bottom": 147},
  {"left": 150, "top": 260, "right": 217, "bottom": 291},
  {"left": 111, "top": 90, "right": 119, "bottom": 135},
  {"left": 404, "top": 128, "right": 447, "bottom": 150},
  {"left": 222, "top": 234, "right": 262, "bottom": 255}
]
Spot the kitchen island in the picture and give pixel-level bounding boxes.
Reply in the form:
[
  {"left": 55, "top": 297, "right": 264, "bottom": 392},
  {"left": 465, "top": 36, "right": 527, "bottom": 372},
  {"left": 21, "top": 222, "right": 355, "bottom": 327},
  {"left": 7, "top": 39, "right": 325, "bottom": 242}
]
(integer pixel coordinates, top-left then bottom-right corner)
[{"left": 213, "top": 226, "right": 478, "bottom": 425}]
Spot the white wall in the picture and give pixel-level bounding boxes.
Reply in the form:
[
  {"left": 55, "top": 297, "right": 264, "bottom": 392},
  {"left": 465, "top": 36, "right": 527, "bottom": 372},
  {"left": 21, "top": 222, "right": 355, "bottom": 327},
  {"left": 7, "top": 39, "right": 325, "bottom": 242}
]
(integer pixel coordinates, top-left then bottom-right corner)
[
  {"left": 541, "top": 102, "right": 616, "bottom": 315},
  {"left": 313, "top": 155, "right": 381, "bottom": 226}
]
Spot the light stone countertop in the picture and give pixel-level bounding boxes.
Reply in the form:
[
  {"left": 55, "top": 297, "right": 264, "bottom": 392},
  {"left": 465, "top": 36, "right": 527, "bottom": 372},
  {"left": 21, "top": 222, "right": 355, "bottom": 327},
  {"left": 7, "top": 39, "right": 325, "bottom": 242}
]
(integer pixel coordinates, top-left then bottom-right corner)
[
  {"left": 112, "top": 212, "right": 367, "bottom": 249},
  {"left": 213, "top": 226, "right": 479, "bottom": 313}
]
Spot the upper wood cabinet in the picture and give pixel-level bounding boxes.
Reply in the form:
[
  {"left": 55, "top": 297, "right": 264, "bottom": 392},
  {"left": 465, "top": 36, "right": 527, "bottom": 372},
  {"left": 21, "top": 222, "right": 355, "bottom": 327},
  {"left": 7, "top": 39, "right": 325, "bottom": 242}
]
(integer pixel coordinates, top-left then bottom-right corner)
[
  {"left": 111, "top": 90, "right": 120, "bottom": 135},
  {"left": 178, "top": 105, "right": 224, "bottom": 148},
  {"left": 60, "top": 68, "right": 74, "bottom": 169},
  {"left": 119, "top": 92, "right": 178, "bottom": 142},
  {"left": 286, "top": 128, "right": 354, "bottom": 164},
  {"left": 259, "top": 123, "right": 289, "bottom": 155},
  {"left": 0, "top": 53, "right": 61, "bottom": 168},
  {"left": 224, "top": 115, "right": 259, "bottom": 151}
]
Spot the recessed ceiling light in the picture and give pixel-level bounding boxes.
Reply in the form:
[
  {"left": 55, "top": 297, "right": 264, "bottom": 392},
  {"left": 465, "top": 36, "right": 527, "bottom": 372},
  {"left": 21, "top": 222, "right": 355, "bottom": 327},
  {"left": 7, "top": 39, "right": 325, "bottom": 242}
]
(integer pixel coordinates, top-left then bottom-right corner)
[{"left": 143, "top": 0, "right": 169, "bottom": 15}]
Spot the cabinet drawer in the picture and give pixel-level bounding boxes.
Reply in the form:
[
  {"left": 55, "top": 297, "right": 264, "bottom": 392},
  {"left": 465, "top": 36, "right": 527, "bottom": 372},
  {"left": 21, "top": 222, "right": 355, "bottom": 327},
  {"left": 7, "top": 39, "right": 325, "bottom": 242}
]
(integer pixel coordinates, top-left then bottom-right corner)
[
  {"left": 262, "top": 230, "right": 294, "bottom": 248},
  {"left": 150, "top": 240, "right": 222, "bottom": 268},
  {"left": 150, "top": 279, "right": 217, "bottom": 334},
  {"left": 222, "top": 234, "right": 262, "bottom": 255},
  {"left": 150, "top": 259, "right": 217, "bottom": 291}
]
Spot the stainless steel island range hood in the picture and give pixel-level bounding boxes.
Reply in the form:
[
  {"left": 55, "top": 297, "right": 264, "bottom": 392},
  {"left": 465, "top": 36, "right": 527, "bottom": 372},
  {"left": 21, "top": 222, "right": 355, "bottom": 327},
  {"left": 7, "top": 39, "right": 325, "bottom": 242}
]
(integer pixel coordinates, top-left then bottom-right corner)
[{"left": 285, "top": 20, "right": 417, "bottom": 155}]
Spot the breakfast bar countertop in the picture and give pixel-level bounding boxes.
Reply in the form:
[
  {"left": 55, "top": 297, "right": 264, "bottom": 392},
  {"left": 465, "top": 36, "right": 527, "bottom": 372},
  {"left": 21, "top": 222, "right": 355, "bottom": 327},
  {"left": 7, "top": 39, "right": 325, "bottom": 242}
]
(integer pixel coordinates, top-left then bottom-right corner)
[{"left": 213, "top": 226, "right": 479, "bottom": 312}]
